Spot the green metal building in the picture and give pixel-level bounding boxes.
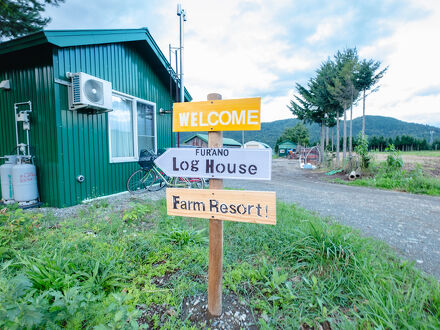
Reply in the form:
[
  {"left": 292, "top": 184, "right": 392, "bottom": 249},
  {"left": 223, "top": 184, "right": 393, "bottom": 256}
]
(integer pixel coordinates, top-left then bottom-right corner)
[
  {"left": 0, "top": 29, "right": 191, "bottom": 207},
  {"left": 278, "top": 140, "right": 296, "bottom": 157},
  {"left": 184, "top": 134, "right": 242, "bottom": 148}
]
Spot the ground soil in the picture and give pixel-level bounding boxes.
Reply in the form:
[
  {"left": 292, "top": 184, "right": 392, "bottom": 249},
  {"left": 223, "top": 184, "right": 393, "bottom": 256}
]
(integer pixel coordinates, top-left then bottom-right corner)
[{"left": 180, "top": 293, "right": 259, "bottom": 329}]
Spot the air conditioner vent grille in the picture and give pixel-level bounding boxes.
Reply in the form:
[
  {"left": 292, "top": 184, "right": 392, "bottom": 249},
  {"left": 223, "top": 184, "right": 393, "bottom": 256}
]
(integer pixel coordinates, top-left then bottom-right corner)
[{"left": 72, "top": 75, "right": 81, "bottom": 104}]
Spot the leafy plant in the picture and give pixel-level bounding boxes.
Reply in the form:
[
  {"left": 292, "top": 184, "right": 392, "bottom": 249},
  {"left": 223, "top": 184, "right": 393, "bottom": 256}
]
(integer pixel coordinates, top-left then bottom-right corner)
[
  {"left": 0, "top": 274, "right": 45, "bottom": 329},
  {"left": 354, "top": 133, "right": 371, "bottom": 169},
  {"left": 384, "top": 144, "right": 403, "bottom": 172},
  {"left": 18, "top": 253, "right": 78, "bottom": 292},
  {"left": 0, "top": 207, "right": 43, "bottom": 246},
  {"left": 76, "top": 259, "right": 128, "bottom": 293},
  {"left": 94, "top": 293, "right": 141, "bottom": 329},
  {"left": 123, "top": 203, "right": 151, "bottom": 223},
  {"left": 48, "top": 287, "right": 99, "bottom": 326},
  {"left": 160, "top": 227, "right": 207, "bottom": 246},
  {"left": 90, "top": 199, "right": 110, "bottom": 209}
]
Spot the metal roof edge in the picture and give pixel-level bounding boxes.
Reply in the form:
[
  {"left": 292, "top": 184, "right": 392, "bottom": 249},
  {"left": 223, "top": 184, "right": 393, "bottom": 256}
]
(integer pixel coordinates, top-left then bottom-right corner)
[
  {"left": 0, "top": 31, "right": 48, "bottom": 55},
  {"left": 44, "top": 29, "right": 148, "bottom": 47},
  {"left": 184, "top": 134, "right": 241, "bottom": 146},
  {"left": 0, "top": 28, "right": 192, "bottom": 101}
]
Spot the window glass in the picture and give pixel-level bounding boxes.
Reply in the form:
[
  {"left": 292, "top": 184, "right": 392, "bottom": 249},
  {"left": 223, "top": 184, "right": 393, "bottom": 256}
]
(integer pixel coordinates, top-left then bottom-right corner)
[
  {"left": 109, "top": 95, "right": 134, "bottom": 159},
  {"left": 137, "top": 101, "right": 155, "bottom": 154}
]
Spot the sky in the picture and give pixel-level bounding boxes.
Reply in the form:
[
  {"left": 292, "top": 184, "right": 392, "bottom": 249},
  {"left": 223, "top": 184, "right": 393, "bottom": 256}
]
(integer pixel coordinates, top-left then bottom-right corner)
[{"left": 45, "top": 0, "right": 440, "bottom": 126}]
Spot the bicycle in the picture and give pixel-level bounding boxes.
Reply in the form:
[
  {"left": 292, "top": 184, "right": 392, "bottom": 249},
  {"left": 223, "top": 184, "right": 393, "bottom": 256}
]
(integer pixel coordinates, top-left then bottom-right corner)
[{"left": 127, "top": 149, "right": 205, "bottom": 194}]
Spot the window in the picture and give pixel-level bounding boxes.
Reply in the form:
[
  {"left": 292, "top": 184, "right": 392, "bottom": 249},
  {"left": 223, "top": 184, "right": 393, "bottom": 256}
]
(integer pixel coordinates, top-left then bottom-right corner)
[
  {"left": 108, "top": 92, "right": 156, "bottom": 163},
  {"left": 137, "top": 101, "right": 155, "bottom": 154}
]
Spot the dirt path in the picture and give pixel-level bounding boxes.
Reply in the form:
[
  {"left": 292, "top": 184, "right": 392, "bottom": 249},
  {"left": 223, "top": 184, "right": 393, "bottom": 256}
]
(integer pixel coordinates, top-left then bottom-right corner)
[{"left": 225, "top": 159, "right": 440, "bottom": 279}]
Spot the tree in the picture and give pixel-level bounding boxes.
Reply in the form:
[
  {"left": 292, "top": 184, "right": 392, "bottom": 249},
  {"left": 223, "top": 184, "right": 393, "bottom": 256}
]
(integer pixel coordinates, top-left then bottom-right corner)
[
  {"left": 328, "top": 49, "right": 359, "bottom": 162},
  {"left": 354, "top": 59, "right": 388, "bottom": 137},
  {"left": 288, "top": 80, "right": 327, "bottom": 163},
  {"left": 289, "top": 59, "right": 341, "bottom": 165},
  {"left": 0, "top": 0, "right": 64, "bottom": 39},
  {"left": 279, "top": 122, "right": 310, "bottom": 147},
  {"left": 312, "top": 60, "right": 340, "bottom": 162}
]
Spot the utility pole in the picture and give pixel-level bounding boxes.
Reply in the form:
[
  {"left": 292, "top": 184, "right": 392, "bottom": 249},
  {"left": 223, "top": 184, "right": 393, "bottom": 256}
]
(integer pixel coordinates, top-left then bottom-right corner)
[
  {"left": 169, "top": 44, "right": 180, "bottom": 147},
  {"left": 177, "top": 4, "right": 186, "bottom": 148}
]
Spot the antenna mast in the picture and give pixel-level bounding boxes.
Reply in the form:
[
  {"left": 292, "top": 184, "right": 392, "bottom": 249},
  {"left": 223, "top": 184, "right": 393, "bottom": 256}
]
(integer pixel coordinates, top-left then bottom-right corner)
[{"left": 177, "top": 4, "right": 187, "bottom": 103}]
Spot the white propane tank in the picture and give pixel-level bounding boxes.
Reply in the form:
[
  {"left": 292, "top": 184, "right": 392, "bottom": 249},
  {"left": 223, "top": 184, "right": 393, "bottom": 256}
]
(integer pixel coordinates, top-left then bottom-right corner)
[
  {"left": 12, "top": 163, "right": 39, "bottom": 204},
  {"left": 0, "top": 156, "right": 17, "bottom": 203}
]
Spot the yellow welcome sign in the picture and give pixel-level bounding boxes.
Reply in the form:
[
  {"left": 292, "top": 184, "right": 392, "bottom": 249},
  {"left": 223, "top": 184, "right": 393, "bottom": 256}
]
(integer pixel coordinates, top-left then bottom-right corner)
[{"left": 173, "top": 97, "right": 261, "bottom": 132}]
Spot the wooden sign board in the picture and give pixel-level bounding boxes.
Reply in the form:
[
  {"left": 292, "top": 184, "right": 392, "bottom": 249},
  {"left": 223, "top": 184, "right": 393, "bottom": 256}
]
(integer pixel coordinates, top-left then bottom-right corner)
[
  {"left": 154, "top": 148, "right": 272, "bottom": 180},
  {"left": 173, "top": 97, "right": 261, "bottom": 132},
  {"left": 166, "top": 188, "right": 276, "bottom": 225}
]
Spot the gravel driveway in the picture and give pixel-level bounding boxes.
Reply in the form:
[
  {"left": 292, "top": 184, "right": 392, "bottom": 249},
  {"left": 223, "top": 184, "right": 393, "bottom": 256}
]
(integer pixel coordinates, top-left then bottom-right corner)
[{"left": 225, "top": 159, "right": 440, "bottom": 279}]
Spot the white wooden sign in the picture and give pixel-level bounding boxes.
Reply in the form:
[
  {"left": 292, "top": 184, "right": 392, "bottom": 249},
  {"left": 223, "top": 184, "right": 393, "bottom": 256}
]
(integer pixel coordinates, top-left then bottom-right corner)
[{"left": 154, "top": 148, "right": 272, "bottom": 180}]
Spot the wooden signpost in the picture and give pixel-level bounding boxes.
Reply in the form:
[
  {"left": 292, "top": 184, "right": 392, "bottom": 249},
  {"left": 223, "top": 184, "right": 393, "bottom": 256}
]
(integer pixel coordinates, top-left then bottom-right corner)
[{"left": 171, "top": 93, "right": 275, "bottom": 317}]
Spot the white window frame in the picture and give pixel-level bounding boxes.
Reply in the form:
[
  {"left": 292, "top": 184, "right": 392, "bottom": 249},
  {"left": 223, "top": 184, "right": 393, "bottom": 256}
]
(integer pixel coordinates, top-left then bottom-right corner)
[{"left": 108, "top": 90, "right": 157, "bottom": 163}]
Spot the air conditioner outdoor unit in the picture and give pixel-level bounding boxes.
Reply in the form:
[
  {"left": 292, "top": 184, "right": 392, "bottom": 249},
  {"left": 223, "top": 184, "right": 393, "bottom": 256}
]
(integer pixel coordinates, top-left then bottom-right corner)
[{"left": 68, "top": 72, "right": 112, "bottom": 112}]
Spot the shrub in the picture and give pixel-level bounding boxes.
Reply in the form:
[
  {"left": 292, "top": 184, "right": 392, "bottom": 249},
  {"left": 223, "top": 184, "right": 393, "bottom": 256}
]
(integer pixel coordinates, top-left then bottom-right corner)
[
  {"left": 384, "top": 144, "right": 403, "bottom": 173},
  {"left": 354, "top": 134, "right": 371, "bottom": 170}
]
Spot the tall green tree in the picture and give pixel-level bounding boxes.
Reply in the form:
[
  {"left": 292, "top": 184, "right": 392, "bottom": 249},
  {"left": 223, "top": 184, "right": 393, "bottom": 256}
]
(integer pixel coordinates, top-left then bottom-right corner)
[
  {"left": 0, "top": 0, "right": 64, "bottom": 39},
  {"left": 279, "top": 122, "right": 310, "bottom": 147},
  {"left": 289, "top": 60, "right": 341, "bottom": 164},
  {"left": 328, "top": 49, "right": 359, "bottom": 162},
  {"left": 312, "top": 60, "right": 340, "bottom": 162},
  {"left": 354, "top": 59, "right": 388, "bottom": 137},
  {"left": 288, "top": 80, "right": 326, "bottom": 162}
]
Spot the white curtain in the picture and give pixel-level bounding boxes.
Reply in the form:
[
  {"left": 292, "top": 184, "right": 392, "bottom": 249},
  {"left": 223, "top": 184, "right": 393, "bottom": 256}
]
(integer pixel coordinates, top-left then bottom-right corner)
[{"left": 109, "top": 95, "right": 134, "bottom": 158}]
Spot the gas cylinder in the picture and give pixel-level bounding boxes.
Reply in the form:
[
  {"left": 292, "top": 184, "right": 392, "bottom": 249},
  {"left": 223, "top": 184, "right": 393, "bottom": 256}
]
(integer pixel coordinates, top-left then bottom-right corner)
[
  {"left": 12, "top": 163, "right": 39, "bottom": 204},
  {"left": 0, "top": 155, "right": 17, "bottom": 203}
]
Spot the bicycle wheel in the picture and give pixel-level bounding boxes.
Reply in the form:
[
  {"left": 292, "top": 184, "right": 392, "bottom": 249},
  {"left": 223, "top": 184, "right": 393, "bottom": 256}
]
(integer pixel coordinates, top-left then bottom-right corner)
[
  {"left": 188, "top": 178, "right": 205, "bottom": 189},
  {"left": 127, "top": 169, "right": 151, "bottom": 194},
  {"left": 147, "top": 171, "right": 166, "bottom": 191},
  {"left": 172, "top": 177, "right": 190, "bottom": 188}
]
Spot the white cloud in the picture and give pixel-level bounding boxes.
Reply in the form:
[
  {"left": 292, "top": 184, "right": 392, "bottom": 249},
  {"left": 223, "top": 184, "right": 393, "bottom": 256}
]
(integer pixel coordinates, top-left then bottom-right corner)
[
  {"left": 307, "top": 16, "right": 347, "bottom": 44},
  {"left": 261, "top": 90, "right": 295, "bottom": 122},
  {"left": 356, "top": 1, "right": 440, "bottom": 124},
  {"left": 45, "top": 0, "right": 440, "bottom": 125}
]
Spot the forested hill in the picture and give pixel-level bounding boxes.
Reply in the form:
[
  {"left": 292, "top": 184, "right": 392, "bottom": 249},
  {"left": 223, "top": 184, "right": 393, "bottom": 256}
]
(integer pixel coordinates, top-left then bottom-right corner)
[{"left": 178, "top": 116, "right": 440, "bottom": 148}]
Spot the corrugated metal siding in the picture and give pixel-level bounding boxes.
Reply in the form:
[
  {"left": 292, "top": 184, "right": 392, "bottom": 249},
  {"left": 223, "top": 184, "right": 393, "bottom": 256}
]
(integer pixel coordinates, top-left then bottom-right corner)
[
  {"left": 0, "top": 47, "right": 59, "bottom": 205},
  {"left": 53, "top": 42, "right": 174, "bottom": 207}
]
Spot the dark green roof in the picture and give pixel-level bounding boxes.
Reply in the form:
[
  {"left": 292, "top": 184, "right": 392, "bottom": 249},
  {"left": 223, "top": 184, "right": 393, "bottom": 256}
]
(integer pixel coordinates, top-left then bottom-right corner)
[
  {"left": 278, "top": 141, "right": 296, "bottom": 149},
  {"left": 184, "top": 134, "right": 242, "bottom": 146},
  {"left": 0, "top": 28, "right": 191, "bottom": 101}
]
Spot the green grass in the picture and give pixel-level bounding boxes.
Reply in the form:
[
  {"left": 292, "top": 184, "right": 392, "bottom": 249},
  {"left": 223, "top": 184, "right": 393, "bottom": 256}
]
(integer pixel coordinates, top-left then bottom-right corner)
[
  {"left": 372, "top": 150, "right": 440, "bottom": 157},
  {"left": 335, "top": 175, "right": 440, "bottom": 196},
  {"left": 335, "top": 164, "right": 440, "bottom": 196},
  {"left": 1, "top": 200, "right": 439, "bottom": 329}
]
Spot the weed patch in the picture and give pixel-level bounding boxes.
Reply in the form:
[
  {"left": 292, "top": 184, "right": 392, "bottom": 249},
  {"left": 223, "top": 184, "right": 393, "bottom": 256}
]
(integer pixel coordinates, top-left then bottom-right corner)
[
  {"left": 336, "top": 145, "right": 440, "bottom": 195},
  {"left": 0, "top": 200, "right": 438, "bottom": 328}
]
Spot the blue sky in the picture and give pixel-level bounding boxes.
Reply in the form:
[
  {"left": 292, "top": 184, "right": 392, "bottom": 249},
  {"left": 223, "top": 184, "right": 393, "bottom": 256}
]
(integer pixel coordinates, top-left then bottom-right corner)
[{"left": 45, "top": 0, "right": 440, "bottom": 125}]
